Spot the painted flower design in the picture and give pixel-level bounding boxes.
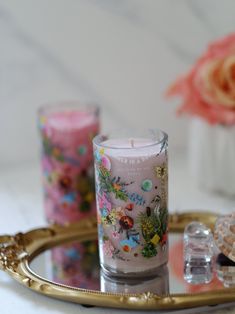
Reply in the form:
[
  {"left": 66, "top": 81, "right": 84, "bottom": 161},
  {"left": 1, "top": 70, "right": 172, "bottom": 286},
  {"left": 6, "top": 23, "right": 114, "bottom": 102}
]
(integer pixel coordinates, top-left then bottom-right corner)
[
  {"left": 102, "top": 213, "right": 116, "bottom": 225},
  {"left": 115, "top": 207, "right": 126, "bottom": 218},
  {"left": 58, "top": 175, "right": 72, "bottom": 191},
  {"left": 102, "top": 240, "right": 115, "bottom": 258},
  {"left": 94, "top": 150, "right": 102, "bottom": 162},
  {"left": 97, "top": 213, "right": 102, "bottom": 225},
  {"left": 98, "top": 193, "right": 112, "bottom": 212},
  {"left": 141, "top": 219, "right": 155, "bottom": 240},
  {"left": 120, "top": 234, "right": 140, "bottom": 252},
  {"left": 101, "top": 216, "right": 109, "bottom": 225},
  {"left": 125, "top": 203, "right": 134, "bottom": 211},
  {"left": 101, "top": 208, "right": 108, "bottom": 217},
  {"left": 101, "top": 155, "right": 111, "bottom": 171},
  {"left": 122, "top": 245, "right": 131, "bottom": 252},
  {"left": 119, "top": 215, "right": 134, "bottom": 230},
  {"left": 94, "top": 147, "right": 168, "bottom": 261},
  {"left": 161, "top": 233, "right": 168, "bottom": 245},
  {"left": 112, "top": 231, "right": 120, "bottom": 239},
  {"left": 107, "top": 214, "right": 116, "bottom": 225}
]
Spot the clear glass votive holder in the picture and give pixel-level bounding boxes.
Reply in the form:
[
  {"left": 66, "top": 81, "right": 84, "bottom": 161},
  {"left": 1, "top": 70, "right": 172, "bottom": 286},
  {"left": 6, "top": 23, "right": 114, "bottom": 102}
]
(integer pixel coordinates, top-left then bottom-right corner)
[
  {"left": 93, "top": 129, "right": 168, "bottom": 278},
  {"left": 38, "top": 101, "right": 100, "bottom": 224}
]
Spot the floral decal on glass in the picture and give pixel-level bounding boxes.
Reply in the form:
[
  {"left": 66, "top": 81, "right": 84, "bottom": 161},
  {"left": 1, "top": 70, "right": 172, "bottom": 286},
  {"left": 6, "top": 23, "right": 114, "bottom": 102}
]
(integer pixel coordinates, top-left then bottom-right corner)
[{"left": 94, "top": 146, "right": 168, "bottom": 264}]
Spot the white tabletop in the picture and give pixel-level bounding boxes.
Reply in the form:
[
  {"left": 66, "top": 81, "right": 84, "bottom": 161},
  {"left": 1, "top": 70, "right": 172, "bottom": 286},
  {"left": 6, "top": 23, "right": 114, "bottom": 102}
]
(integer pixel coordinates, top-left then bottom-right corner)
[{"left": 1, "top": 152, "right": 235, "bottom": 314}]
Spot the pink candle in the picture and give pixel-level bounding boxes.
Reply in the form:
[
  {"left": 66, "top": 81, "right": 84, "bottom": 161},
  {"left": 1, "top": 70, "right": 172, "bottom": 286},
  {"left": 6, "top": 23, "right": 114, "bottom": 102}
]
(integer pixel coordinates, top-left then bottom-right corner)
[
  {"left": 38, "top": 102, "right": 99, "bottom": 224},
  {"left": 93, "top": 130, "right": 168, "bottom": 278}
]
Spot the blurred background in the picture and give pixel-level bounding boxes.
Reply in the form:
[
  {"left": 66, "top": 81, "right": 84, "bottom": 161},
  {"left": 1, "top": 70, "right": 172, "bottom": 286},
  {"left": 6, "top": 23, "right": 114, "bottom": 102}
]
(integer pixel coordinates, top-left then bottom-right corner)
[
  {"left": 1, "top": 0, "right": 235, "bottom": 167},
  {"left": 2, "top": 3, "right": 235, "bottom": 313}
]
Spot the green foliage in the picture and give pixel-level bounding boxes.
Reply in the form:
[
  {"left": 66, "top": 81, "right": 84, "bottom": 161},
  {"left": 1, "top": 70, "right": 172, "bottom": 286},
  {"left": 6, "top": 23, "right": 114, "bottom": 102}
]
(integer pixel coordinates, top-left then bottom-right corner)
[
  {"left": 97, "top": 165, "right": 128, "bottom": 202},
  {"left": 159, "top": 207, "right": 168, "bottom": 235},
  {"left": 99, "top": 165, "right": 110, "bottom": 178},
  {"left": 138, "top": 206, "right": 168, "bottom": 258},
  {"left": 112, "top": 188, "right": 128, "bottom": 201},
  {"left": 141, "top": 243, "right": 157, "bottom": 258},
  {"left": 42, "top": 136, "right": 64, "bottom": 162},
  {"left": 138, "top": 212, "right": 161, "bottom": 241}
]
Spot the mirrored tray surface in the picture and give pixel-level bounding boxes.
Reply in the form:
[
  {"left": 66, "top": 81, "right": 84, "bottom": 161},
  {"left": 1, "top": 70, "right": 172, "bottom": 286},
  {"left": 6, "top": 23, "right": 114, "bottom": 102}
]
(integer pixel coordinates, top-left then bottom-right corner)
[
  {"left": 1, "top": 212, "right": 235, "bottom": 310},
  {"left": 30, "top": 233, "right": 224, "bottom": 295}
]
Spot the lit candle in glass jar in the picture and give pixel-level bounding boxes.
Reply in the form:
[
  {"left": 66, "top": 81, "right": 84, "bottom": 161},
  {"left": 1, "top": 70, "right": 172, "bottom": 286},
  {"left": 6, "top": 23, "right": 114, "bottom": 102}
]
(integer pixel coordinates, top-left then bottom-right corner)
[{"left": 93, "top": 129, "right": 168, "bottom": 278}]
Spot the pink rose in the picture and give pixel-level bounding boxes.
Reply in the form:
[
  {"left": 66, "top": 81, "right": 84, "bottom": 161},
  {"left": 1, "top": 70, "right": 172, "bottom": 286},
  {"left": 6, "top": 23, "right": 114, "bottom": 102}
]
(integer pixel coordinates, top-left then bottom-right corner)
[{"left": 166, "top": 33, "right": 235, "bottom": 125}]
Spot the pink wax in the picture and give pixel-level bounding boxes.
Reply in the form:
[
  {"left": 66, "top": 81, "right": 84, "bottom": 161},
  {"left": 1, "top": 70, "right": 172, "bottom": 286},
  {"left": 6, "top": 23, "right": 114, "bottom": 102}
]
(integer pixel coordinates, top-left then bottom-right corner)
[
  {"left": 46, "top": 110, "right": 98, "bottom": 132},
  {"left": 39, "top": 104, "right": 99, "bottom": 224},
  {"left": 93, "top": 132, "right": 168, "bottom": 277}
]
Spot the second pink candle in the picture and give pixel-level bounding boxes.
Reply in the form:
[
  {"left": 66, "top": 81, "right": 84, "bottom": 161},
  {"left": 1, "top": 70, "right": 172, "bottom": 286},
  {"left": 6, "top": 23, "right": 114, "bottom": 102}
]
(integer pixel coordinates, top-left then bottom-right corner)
[{"left": 38, "top": 102, "right": 99, "bottom": 224}]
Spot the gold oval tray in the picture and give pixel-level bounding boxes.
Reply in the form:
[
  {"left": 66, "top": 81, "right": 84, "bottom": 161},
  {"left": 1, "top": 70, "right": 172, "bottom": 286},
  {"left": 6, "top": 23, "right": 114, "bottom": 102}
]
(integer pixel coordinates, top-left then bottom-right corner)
[{"left": 1, "top": 212, "right": 234, "bottom": 310}]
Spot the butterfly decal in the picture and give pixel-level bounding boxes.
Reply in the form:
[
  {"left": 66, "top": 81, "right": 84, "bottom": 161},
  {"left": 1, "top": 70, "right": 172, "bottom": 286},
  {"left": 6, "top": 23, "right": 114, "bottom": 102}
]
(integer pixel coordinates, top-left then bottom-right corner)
[{"left": 155, "top": 164, "right": 167, "bottom": 179}]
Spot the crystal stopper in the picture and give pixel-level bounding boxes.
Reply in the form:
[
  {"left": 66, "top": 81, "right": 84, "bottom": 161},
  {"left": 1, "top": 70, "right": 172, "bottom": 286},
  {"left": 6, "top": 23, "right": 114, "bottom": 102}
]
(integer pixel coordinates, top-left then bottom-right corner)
[{"left": 183, "top": 221, "right": 214, "bottom": 284}]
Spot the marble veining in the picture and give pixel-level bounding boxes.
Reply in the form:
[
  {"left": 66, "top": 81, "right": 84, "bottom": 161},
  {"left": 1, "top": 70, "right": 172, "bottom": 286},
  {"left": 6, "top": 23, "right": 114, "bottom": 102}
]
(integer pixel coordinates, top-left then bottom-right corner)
[{"left": 1, "top": 1, "right": 235, "bottom": 167}]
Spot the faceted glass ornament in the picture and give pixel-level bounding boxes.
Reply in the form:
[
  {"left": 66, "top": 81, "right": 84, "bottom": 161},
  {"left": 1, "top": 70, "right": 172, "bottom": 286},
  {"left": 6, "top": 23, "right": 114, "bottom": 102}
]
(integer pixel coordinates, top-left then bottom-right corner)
[
  {"left": 183, "top": 222, "right": 214, "bottom": 284},
  {"left": 216, "top": 253, "right": 235, "bottom": 287}
]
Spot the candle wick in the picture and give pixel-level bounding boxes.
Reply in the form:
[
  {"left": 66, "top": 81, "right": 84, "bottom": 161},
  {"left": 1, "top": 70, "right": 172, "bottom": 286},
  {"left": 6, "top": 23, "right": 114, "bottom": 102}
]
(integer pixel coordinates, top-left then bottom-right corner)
[{"left": 130, "top": 138, "right": 134, "bottom": 148}]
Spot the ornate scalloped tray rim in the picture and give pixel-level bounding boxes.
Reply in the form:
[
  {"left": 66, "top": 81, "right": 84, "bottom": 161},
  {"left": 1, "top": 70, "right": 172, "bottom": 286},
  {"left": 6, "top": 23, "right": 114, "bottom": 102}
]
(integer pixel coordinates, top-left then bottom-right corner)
[{"left": 1, "top": 212, "right": 234, "bottom": 310}]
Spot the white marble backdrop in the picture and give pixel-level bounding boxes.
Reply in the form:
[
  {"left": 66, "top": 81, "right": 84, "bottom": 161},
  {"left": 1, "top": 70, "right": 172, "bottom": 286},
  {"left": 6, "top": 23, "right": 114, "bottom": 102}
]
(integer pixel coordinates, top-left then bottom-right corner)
[{"left": 0, "top": 0, "right": 235, "bottom": 166}]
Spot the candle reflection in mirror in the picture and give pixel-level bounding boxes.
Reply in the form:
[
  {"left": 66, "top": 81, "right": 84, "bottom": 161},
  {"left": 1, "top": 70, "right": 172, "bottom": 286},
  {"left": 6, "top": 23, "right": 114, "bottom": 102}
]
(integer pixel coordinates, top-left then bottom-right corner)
[
  {"left": 169, "top": 234, "right": 223, "bottom": 293},
  {"left": 51, "top": 241, "right": 100, "bottom": 290},
  {"left": 100, "top": 265, "right": 169, "bottom": 294}
]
